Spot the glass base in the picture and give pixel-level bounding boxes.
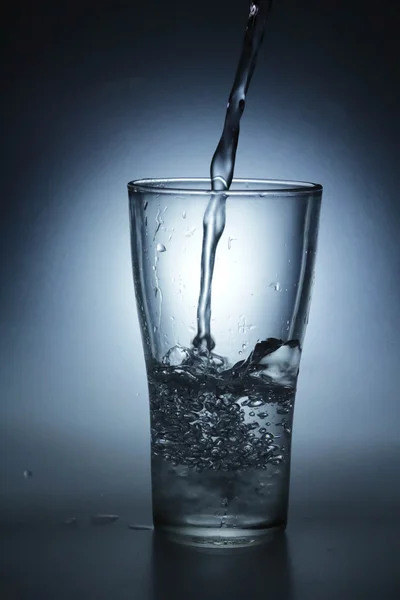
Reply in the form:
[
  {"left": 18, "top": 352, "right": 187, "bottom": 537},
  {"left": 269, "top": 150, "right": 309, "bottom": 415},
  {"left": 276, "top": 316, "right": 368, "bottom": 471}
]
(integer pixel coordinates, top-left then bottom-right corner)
[{"left": 156, "top": 522, "right": 286, "bottom": 549}]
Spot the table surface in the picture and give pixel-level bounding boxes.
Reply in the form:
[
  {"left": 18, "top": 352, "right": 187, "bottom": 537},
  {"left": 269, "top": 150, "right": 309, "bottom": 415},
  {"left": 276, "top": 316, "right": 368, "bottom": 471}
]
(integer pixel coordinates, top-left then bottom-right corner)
[{"left": 1, "top": 515, "right": 399, "bottom": 600}]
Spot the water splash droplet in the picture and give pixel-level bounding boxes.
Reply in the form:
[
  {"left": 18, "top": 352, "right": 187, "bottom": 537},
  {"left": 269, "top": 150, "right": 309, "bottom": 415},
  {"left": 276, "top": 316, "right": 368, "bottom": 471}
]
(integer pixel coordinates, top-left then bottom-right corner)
[
  {"left": 249, "top": 2, "right": 258, "bottom": 17},
  {"left": 156, "top": 243, "right": 166, "bottom": 252}
]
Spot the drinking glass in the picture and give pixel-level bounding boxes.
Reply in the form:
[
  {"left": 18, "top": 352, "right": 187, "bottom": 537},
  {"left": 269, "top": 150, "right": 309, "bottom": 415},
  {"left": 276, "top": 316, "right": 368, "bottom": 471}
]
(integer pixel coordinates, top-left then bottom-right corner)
[{"left": 128, "top": 178, "right": 322, "bottom": 548}]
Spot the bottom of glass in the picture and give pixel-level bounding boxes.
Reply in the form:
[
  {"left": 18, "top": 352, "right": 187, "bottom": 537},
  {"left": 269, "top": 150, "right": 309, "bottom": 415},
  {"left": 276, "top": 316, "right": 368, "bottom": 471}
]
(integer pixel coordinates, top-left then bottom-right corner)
[{"left": 155, "top": 522, "right": 286, "bottom": 549}]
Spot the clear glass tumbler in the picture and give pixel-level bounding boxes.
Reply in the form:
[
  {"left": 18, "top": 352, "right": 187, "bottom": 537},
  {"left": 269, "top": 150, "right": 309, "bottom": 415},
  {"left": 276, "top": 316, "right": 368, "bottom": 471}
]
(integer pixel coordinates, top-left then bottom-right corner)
[{"left": 128, "top": 178, "right": 322, "bottom": 548}]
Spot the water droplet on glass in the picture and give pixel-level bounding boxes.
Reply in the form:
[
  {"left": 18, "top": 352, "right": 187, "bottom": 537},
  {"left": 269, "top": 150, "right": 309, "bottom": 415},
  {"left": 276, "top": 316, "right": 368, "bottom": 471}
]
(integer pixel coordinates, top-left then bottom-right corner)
[
  {"left": 185, "top": 227, "right": 196, "bottom": 237},
  {"left": 153, "top": 210, "right": 163, "bottom": 240},
  {"left": 23, "top": 470, "right": 32, "bottom": 479},
  {"left": 91, "top": 514, "right": 119, "bottom": 526},
  {"left": 182, "top": 211, "right": 186, "bottom": 219},
  {"left": 144, "top": 200, "right": 148, "bottom": 210},
  {"left": 156, "top": 243, "right": 166, "bottom": 252},
  {"left": 269, "top": 282, "right": 282, "bottom": 292}
]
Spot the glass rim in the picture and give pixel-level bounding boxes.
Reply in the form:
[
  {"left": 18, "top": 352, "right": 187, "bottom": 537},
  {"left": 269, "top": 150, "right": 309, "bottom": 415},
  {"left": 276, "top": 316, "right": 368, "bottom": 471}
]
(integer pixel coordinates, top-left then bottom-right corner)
[{"left": 128, "top": 178, "right": 323, "bottom": 197}]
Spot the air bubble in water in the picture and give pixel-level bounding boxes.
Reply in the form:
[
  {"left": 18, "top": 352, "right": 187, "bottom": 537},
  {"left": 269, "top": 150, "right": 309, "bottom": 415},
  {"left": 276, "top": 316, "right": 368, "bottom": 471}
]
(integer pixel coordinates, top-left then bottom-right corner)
[
  {"left": 150, "top": 338, "right": 297, "bottom": 475},
  {"left": 248, "top": 398, "right": 264, "bottom": 408},
  {"left": 156, "top": 243, "right": 166, "bottom": 252},
  {"left": 283, "top": 424, "right": 292, "bottom": 435}
]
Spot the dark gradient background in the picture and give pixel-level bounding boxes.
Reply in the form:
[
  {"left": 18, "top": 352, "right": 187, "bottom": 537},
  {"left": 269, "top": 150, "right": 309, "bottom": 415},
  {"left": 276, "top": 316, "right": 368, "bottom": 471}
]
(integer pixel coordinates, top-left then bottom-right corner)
[{"left": 1, "top": 0, "right": 399, "bottom": 598}]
